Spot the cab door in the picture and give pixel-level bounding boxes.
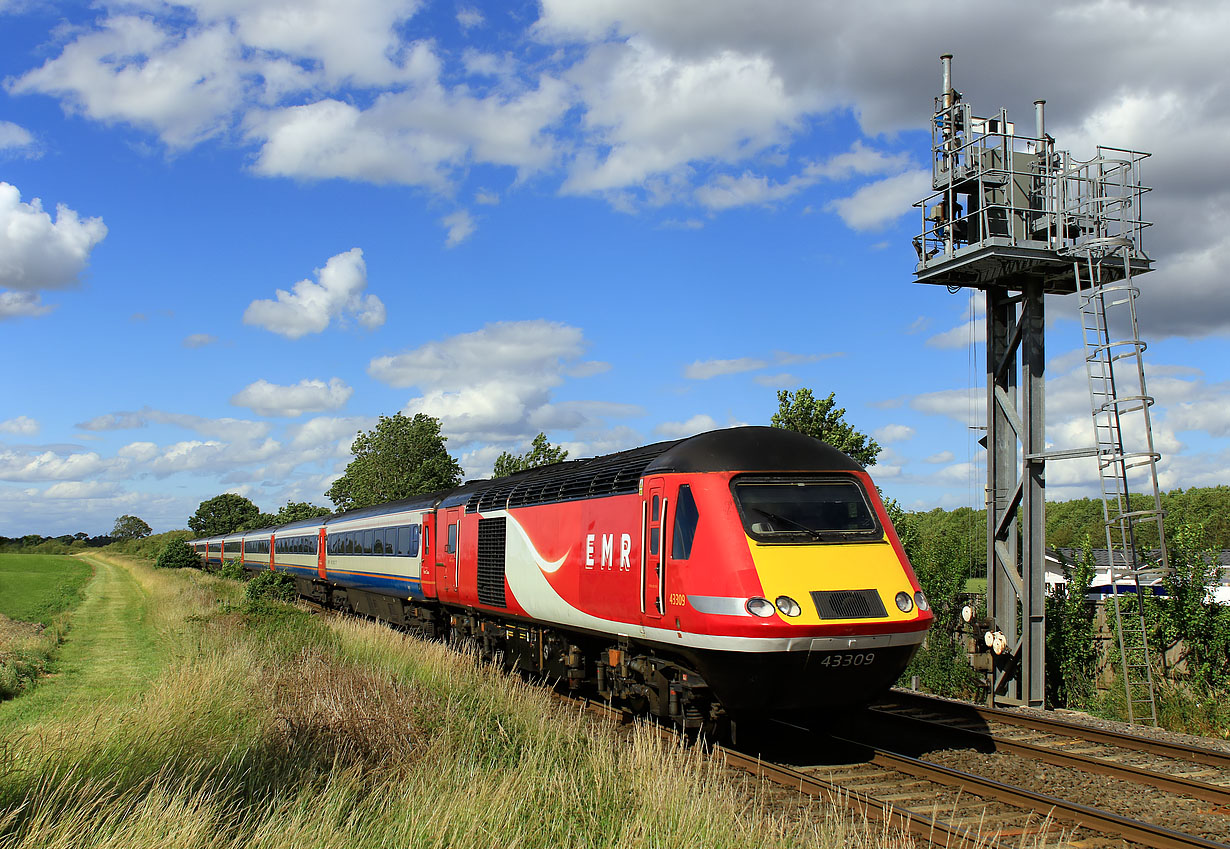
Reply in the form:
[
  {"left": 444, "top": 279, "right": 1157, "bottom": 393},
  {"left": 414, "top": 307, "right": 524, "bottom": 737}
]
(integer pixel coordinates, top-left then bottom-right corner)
[
  {"left": 642, "top": 478, "right": 667, "bottom": 618},
  {"left": 436, "top": 506, "right": 463, "bottom": 602},
  {"left": 317, "top": 527, "right": 328, "bottom": 579}
]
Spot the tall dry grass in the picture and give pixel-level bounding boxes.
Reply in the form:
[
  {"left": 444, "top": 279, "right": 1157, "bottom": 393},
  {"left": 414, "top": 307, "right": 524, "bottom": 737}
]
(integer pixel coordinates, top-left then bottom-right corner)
[{"left": 0, "top": 556, "right": 916, "bottom": 849}]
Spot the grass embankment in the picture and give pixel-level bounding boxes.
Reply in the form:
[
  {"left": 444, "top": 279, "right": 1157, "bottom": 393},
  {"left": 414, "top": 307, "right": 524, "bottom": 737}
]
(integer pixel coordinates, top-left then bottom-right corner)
[
  {"left": 0, "top": 554, "right": 913, "bottom": 849},
  {"left": 0, "top": 554, "right": 93, "bottom": 701}
]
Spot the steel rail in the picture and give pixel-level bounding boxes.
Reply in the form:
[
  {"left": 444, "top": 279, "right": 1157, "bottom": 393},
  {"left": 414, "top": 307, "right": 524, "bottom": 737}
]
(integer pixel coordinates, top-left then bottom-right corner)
[
  {"left": 840, "top": 737, "right": 1229, "bottom": 849},
  {"left": 714, "top": 747, "right": 1009, "bottom": 849},
  {"left": 887, "top": 690, "right": 1230, "bottom": 769},
  {"left": 557, "top": 694, "right": 1000, "bottom": 849},
  {"left": 867, "top": 707, "right": 1230, "bottom": 805}
]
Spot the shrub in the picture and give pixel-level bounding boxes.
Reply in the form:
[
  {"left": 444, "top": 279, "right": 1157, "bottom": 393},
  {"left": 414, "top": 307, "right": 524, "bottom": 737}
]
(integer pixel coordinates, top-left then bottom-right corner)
[
  {"left": 154, "top": 538, "right": 201, "bottom": 570},
  {"left": 218, "top": 560, "right": 247, "bottom": 581},
  {"left": 244, "top": 570, "right": 297, "bottom": 603}
]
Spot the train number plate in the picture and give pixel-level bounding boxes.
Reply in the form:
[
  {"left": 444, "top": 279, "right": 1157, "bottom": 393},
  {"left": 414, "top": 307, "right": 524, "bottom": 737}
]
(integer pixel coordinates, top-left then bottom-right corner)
[{"left": 817, "top": 652, "right": 875, "bottom": 668}]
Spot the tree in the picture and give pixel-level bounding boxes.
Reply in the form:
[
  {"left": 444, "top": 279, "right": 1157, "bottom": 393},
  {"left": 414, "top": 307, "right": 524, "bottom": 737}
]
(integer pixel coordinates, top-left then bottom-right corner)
[
  {"left": 492, "top": 432, "right": 569, "bottom": 478},
  {"left": 189, "top": 493, "right": 261, "bottom": 537},
  {"left": 326, "top": 413, "right": 462, "bottom": 511},
  {"left": 112, "top": 515, "right": 152, "bottom": 540},
  {"left": 274, "top": 501, "right": 333, "bottom": 524},
  {"left": 771, "top": 388, "right": 881, "bottom": 466},
  {"left": 238, "top": 512, "right": 277, "bottom": 532},
  {"left": 155, "top": 537, "right": 200, "bottom": 569}
]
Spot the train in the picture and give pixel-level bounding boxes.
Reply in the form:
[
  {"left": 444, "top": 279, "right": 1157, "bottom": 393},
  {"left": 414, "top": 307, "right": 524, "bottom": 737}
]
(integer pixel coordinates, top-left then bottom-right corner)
[{"left": 192, "top": 426, "right": 933, "bottom": 728}]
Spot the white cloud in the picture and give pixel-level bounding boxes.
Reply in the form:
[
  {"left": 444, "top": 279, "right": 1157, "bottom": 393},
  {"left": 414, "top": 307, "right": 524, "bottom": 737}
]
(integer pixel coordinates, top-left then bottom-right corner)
[
  {"left": 0, "top": 183, "right": 107, "bottom": 296},
  {"left": 754, "top": 372, "right": 795, "bottom": 387},
  {"left": 457, "top": 8, "right": 484, "bottom": 29},
  {"left": 0, "top": 450, "right": 111, "bottom": 482},
  {"left": 924, "top": 450, "right": 955, "bottom": 464},
  {"left": 442, "top": 210, "right": 477, "bottom": 247},
  {"left": 183, "top": 333, "right": 217, "bottom": 348},
  {"left": 369, "top": 320, "right": 628, "bottom": 443},
  {"left": 0, "top": 121, "right": 37, "bottom": 155},
  {"left": 873, "top": 424, "right": 914, "bottom": 443},
  {"left": 0, "top": 416, "right": 39, "bottom": 435},
  {"left": 231, "top": 377, "right": 354, "bottom": 417},
  {"left": 694, "top": 142, "right": 913, "bottom": 211},
  {"left": 244, "top": 248, "right": 386, "bottom": 338},
  {"left": 654, "top": 414, "right": 719, "bottom": 438},
  {"left": 76, "top": 412, "right": 148, "bottom": 431},
  {"left": 683, "top": 357, "right": 767, "bottom": 379},
  {"left": 561, "top": 39, "right": 808, "bottom": 195},
  {"left": 10, "top": 17, "right": 249, "bottom": 148},
  {"left": 74, "top": 408, "right": 273, "bottom": 442},
  {"left": 825, "top": 169, "right": 930, "bottom": 232},
  {"left": 245, "top": 70, "right": 569, "bottom": 187},
  {"left": 288, "top": 415, "right": 375, "bottom": 450},
  {"left": 0, "top": 291, "right": 54, "bottom": 320},
  {"left": 42, "top": 480, "right": 121, "bottom": 499}
]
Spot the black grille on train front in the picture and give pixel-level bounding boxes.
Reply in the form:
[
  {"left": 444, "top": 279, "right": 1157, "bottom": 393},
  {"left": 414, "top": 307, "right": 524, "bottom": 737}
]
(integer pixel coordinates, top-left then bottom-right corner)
[
  {"left": 810, "top": 589, "right": 887, "bottom": 620},
  {"left": 476, "top": 517, "right": 507, "bottom": 608}
]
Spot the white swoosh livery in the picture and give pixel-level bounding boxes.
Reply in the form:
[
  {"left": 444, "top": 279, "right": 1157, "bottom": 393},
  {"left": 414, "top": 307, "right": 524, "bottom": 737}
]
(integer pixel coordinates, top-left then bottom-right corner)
[{"left": 493, "top": 511, "right": 925, "bottom": 654}]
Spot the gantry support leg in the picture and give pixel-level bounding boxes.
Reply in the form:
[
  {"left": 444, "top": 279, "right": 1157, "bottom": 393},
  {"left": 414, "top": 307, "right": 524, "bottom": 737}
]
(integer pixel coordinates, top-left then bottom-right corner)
[{"left": 985, "top": 283, "right": 1046, "bottom": 709}]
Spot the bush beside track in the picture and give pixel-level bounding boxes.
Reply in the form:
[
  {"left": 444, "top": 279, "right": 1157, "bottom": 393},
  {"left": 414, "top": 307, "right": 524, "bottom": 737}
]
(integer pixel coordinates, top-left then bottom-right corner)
[{"left": 0, "top": 551, "right": 911, "bottom": 849}]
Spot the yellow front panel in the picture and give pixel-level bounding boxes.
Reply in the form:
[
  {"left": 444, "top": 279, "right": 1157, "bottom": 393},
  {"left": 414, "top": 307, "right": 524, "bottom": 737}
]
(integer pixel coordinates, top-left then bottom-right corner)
[{"left": 750, "top": 537, "right": 918, "bottom": 626}]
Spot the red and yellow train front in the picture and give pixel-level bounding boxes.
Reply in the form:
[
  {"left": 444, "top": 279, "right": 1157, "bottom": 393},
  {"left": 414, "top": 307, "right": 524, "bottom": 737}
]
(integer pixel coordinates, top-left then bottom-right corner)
[{"left": 651, "top": 466, "right": 932, "bottom": 713}]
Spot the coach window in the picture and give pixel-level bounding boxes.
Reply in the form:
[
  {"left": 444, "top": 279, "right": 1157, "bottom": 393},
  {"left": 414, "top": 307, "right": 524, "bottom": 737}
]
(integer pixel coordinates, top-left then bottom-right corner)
[
  {"left": 373, "top": 533, "right": 385, "bottom": 555},
  {"left": 671, "top": 485, "right": 699, "bottom": 560},
  {"left": 446, "top": 523, "right": 457, "bottom": 555}
]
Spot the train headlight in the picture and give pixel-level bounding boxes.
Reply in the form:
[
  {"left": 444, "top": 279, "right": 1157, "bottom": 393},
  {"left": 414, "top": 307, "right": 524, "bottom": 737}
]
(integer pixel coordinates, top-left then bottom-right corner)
[
  {"left": 746, "top": 597, "right": 775, "bottom": 618},
  {"left": 774, "top": 595, "right": 802, "bottom": 617},
  {"left": 914, "top": 591, "right": 930, "bottom": 612},
  {"left": 895, "top": 591, "right": 914, "bottom": 613}
]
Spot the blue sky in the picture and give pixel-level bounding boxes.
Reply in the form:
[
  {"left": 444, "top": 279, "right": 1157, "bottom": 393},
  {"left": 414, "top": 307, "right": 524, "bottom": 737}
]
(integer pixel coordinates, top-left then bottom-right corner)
[{"left": 2, "top": 0, "right": 1229, "bottom": 536}]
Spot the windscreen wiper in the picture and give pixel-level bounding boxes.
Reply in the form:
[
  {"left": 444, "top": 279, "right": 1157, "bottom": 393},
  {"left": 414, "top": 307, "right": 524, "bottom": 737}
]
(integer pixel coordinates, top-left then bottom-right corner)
[{"left": 749, "top": 507, "right": 828, "bottom": 541}]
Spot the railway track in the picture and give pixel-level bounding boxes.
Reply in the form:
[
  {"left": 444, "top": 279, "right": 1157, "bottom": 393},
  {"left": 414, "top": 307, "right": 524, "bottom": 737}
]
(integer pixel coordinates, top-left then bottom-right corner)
[{"left": 728, "top": 717, "right": 1228, "bottom": 849}]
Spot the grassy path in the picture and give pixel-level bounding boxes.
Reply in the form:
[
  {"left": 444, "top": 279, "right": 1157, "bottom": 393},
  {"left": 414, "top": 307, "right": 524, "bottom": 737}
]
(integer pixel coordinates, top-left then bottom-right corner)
[{"left": 0, "top": 554, "right": 162, "bottom": 730}]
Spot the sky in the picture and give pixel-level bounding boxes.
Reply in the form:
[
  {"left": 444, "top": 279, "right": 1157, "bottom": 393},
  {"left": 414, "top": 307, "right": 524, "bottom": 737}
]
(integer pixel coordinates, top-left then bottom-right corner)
[{"left": 2, "top": 0, "right": 1229, "bottom": 536}]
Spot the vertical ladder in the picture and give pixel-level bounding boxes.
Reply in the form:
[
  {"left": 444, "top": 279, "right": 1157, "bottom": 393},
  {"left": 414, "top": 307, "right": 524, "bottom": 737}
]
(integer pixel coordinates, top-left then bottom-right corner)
[{"left": 1065, "top": 151, "right": 1168, "bottom": 726}]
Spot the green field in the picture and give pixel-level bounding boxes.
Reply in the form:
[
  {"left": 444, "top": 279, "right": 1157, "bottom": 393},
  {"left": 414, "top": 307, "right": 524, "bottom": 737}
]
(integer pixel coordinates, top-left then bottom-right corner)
[{"left": 0, "top": 553, "right": 93, "bottom": 625}]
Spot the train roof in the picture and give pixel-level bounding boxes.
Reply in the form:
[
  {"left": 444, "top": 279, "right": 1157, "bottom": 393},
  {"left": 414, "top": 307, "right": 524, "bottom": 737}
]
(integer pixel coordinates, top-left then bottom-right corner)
[
  {"left": 645, "top": 426, "right": 864, "bottom": 474},
  {"left": 464, "top": 426, "right": 861, "bottom": 513},
  {"left": 191, "top": 427, "right": 861, "bottom": 539}
]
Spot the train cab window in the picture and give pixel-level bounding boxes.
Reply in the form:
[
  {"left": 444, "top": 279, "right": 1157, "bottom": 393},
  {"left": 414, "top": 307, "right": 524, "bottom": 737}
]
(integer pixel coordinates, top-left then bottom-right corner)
[
  {"left": 671, "top": 485, "right": 699, "bottom": 560},
  {"left": 422, "top": 525, "right": 430, "bottom": 558},
  {"left": 446, "top": 523, "right": 457, "bottom": 555},
  {"left": 651, "top": 494, "right": 660, "bottom": 522},
  {"left": 732, "top": 476, "right": 880, "bottom": 543}
]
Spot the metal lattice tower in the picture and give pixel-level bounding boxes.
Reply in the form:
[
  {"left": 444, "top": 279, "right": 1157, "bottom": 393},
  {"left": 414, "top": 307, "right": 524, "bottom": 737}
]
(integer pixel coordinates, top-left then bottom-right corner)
[{"left": 912, "top": 55, "right": 1168, "bottom": 720}]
